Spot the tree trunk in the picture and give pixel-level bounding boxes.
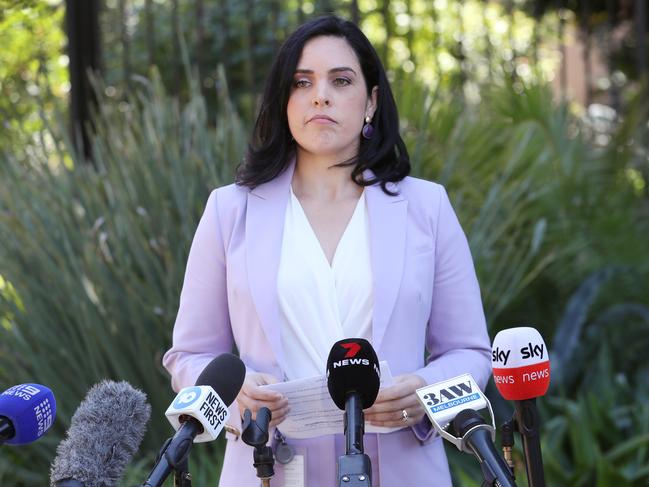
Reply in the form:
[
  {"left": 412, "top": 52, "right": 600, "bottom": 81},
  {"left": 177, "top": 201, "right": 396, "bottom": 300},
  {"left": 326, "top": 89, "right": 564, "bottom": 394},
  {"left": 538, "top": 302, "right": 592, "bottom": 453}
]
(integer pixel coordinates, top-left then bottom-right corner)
[
  {"left": 119, "top": 0, "right": 131, "bottom": 90},
  {"left": 350, "top": 0, "right": 360, "bottom": 25},
  {"left": 558, "top": 3, "right": 567, "bottom": 98},
  {"left": 297, "top": 0, "right": 304, "bottom": 25},
  {"left": 606, "top": 0, "right": 620, "bottom": 112},
  {"left": 145, "top": 0, "right": 154, "bottom": 68},
  {"left": 245, "top": 0, "right": 256, "bottom": 104},
  {"left": 196, "top": 0, "right": 206, "bottom": 89},
  {"left": 405, "top": 0, "right": 415, "bottom": 67},
  {"left": 456, "top": 0, "right": 467, "bottom": 87},
  {"left": 65, "top": 0, "right": 101, "bottom": 162},
  {"left": 380, "top": 0, "right": 392, "bottom": 66},
  {"left": 171, "top": 0, "right": 180, "bottom": 94},
  {"left": 482, "top": 0, "right": 493, "bottom": 82},
  {"left": 580, "top": 0, "right": 592, "bottom": 107},
  {"left": 635, "top": 0, "right": 647, "bottom": 82}
]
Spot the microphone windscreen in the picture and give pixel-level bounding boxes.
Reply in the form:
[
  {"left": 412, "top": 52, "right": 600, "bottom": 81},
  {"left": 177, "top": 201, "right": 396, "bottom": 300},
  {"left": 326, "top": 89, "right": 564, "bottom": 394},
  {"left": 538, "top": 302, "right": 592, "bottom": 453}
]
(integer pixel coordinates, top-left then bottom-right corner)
[
  {"left": 326, "top": 338, "right": 380, "bottom": 410},
  {"left": 452, "top": 408, "right": 486, "bottom": 437},
  {"left": 492, "top": 327, "right": 550, "bottom": 401},
  {"left": 0, "top": 383, "right": 56, "bottom": 445},
  {"left": 49, "top": 380, "right": 151, "bottom": 487},
  {"left": 195, "top": 353, "right": 246, "bottom": 406}
]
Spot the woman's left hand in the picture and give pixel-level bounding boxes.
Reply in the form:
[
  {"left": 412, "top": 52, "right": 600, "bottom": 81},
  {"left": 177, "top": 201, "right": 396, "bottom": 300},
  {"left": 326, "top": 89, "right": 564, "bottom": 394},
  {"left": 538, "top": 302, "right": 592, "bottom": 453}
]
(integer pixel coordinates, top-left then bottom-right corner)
[{"left": 364, "top": 374, "right": 427, "bottom": 428}]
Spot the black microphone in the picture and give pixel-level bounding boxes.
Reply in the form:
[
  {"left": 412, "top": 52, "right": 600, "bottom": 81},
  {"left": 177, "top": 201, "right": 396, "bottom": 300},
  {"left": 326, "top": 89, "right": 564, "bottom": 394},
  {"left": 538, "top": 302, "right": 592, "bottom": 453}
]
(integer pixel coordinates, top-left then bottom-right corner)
[
  {"left": 49, "top": 380, "right": 151, "bottom": 487},
  {"left": 452, "top": 409, "right": 517, "bottom": 487},
  {"left": 326, "top": 338, "right": 380, "bottom": 487},
  {"left": 140, "top": 353, "right": 246, "bottom": 487}
]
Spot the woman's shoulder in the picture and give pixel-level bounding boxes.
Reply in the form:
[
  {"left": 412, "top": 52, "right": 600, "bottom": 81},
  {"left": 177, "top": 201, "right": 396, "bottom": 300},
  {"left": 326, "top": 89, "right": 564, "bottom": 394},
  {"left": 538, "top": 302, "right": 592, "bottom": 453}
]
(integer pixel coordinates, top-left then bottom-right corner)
[
  {"left": 208, "top": 182, "right": 249, "bottom": 207},
  {"left": 395, "top": 175, "right": 446, "bottom": 204}
]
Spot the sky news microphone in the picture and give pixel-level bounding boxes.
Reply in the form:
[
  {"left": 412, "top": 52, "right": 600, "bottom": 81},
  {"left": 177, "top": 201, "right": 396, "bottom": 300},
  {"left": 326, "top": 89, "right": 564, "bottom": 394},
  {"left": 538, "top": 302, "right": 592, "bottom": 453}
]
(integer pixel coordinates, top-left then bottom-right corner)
[
  {"left": 49, "top": 380, "right": 151, "bottom": 487},
  {"left": 492, "top": 326, "right": 550, "bottom": 487},
  {"left": 416, "top": 373, "right": 516, "bottom": 487},
  {"left": 140, "top": 353, "right": 246, "bottom": 487},
  {"left": 327, "top": 338, "right": 380, "bottom": 487},
  {"left": 0, "top": 383, "right": 56, "bottom": 446}
]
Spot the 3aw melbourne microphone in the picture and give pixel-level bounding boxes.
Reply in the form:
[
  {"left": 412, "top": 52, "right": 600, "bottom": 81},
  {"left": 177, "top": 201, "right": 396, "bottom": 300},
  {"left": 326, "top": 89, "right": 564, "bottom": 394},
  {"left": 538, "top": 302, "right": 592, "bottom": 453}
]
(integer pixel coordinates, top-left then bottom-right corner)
[
  {"left": 415, "top": 373, "right": 516, "bottom": 487},
  {"left": 0, "top": 383, "right": 56, "bottom": 446},
  {"left": 492, "top": 326, "right": 550, "bottom": 487},
  {"left": 326, "top": 338, "right": 380, "bottom": 487},
  {"left": 49, "top": 380, "right": 151, "bottom": 487},
  {"left": 140, "top": 353, "right": 246, "bottom": 487}
]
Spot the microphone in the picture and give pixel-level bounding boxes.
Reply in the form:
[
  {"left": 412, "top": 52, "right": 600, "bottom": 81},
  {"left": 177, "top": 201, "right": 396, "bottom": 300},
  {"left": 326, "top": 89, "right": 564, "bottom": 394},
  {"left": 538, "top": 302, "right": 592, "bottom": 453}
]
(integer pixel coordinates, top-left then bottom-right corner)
[
  {"left": 416, "top": 373, "right": 516, "bottom": 487},
  {"left": 452, "top": 409, "right": 517, "bottom": 487},
  {"left": 492, "top": 326, "right": 550, "bottom": 487},
  {"left": 141, "top": 353, "right": 246, "bottom": 487},
  {"left": 0, "top": 383, "right": 56, "bottom": 446},
  {"left": 49, "top": 380, "right": 151, "bottom": 487},
  {"left": 326, "top": 338, "right": 380, "bottom": 487}
]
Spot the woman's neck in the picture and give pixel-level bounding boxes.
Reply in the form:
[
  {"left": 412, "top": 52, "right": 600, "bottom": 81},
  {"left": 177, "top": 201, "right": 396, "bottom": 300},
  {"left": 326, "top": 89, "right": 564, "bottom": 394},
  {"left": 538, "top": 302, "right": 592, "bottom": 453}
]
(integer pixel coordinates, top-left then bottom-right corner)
[{"left": 292, "top": 151, "right": 362, "bottom": 202}]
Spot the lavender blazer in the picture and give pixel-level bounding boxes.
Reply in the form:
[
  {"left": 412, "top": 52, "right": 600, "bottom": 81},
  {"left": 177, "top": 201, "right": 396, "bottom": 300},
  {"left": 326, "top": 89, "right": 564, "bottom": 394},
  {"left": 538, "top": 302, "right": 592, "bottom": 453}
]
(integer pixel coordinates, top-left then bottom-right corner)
[{"left": 163, "top": 162, "right": 491, "bottom": 486}]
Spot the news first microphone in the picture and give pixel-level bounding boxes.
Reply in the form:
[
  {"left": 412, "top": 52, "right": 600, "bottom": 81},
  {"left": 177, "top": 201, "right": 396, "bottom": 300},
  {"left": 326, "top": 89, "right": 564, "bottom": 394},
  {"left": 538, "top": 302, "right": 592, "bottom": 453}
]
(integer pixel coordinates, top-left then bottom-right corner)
[
  {"left": 50, "top": 380, "right": 151, "bottom": 487},
  {"left": 327, "top": 338, "right": 381, "bottom": 487},
  {"left": 492, "top": 327, "right": 550, "bottom": 487},
  {"left": 140, "top": 353, "right": 246, "bottom": 487},
  {"left": 0, "top": 383, "right": 56, "bottom": 446},
  {"left": 415, "top": 374, "right": 517, "bottom": 487}
]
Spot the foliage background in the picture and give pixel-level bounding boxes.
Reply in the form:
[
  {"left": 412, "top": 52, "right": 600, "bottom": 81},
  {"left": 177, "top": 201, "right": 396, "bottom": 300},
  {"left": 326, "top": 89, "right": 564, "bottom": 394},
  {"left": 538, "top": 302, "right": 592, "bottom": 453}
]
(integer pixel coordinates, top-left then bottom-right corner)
[{"left": 1, "top": 0, "right": 648, "bottom": 485}]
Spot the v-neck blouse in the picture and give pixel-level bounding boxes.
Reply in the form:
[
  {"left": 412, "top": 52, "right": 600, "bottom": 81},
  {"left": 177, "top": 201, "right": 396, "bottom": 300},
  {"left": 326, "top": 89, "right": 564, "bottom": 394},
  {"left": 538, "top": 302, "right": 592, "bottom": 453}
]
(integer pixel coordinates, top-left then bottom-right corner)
[{"left": 277, "top": 187, "right": 374, "bottom": 381}]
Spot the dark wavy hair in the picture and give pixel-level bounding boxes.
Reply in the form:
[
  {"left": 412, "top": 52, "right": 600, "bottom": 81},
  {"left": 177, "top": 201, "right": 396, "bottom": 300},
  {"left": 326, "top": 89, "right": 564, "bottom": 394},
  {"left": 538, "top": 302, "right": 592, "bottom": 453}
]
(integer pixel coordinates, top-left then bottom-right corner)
[{"left": 235, "top": 15, "right": 410, "bottom": 195}]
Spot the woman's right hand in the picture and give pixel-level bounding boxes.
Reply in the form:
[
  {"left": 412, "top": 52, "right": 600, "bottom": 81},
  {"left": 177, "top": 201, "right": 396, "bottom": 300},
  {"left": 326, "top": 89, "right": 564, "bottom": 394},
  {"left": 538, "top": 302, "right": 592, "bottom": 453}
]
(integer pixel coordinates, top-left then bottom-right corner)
[{"left": 236, "top": 372, "right": 290, "bottom": 428}]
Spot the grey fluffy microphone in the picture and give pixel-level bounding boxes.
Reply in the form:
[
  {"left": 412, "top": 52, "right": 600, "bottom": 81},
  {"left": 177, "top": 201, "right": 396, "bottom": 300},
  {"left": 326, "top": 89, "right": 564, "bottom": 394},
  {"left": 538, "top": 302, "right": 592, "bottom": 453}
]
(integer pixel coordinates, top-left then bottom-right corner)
[{"left": 50, "top": 380, "right": 151, "bottom": 487}]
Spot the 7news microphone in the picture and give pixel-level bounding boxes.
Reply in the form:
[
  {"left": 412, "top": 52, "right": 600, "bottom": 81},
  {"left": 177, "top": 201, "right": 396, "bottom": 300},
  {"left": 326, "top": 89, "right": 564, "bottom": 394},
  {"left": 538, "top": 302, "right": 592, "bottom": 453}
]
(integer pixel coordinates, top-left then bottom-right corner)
[
  {"left": 415, "top": 374, "right": 517, "bottom": 487},
  {"left": 326, "top": 338, "right": 381, "bottom": 487},
  {"left": 0, "top": 383, "right": 56, "bottom": 446},
  {"left": 140, "top": 353, "right": 246, "bottom": 487},
  {"left": 492, "top": 327, "right": 550, "bottom": 487},
  {"left": 49, "top": 380, "right": 151, "bottom": 487}
]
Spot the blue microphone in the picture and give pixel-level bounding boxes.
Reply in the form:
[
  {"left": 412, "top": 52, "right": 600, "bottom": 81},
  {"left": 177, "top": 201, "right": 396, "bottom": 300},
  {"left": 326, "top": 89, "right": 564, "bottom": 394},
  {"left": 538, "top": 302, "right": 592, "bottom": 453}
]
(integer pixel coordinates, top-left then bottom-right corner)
[{"left": 0, "top": 383, "right": 56, "bottom": 446}]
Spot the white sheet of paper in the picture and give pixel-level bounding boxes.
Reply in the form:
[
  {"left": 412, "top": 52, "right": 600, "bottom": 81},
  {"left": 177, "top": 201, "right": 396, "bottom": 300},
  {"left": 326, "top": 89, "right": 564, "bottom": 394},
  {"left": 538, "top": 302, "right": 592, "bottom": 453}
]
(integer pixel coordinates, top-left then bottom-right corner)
[{"left": 261, "top": 361, "right": 403, "bottom": 439}]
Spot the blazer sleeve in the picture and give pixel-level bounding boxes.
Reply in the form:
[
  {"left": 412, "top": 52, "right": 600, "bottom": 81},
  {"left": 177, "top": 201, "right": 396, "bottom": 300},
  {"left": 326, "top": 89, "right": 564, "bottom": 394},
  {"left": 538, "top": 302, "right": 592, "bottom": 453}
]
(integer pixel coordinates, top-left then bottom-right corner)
[
  {"left": 162, "top": 189, "right": 235, "bottom": 392},
  {"left": 412, "top": 185, "right": 492, "bottom": 441}
]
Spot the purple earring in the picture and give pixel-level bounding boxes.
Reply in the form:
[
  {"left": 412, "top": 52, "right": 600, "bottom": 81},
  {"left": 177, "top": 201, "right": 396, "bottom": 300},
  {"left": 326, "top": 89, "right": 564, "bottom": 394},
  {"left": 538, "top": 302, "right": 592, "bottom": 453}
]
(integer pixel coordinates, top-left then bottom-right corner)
[{"left": 362, "top": 116, "right": 374, "bottom": 139}]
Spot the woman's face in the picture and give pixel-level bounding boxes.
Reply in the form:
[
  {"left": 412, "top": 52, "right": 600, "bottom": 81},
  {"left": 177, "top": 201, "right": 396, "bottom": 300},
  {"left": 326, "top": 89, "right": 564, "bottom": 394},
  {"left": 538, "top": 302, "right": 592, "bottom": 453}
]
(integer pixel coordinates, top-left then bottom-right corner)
[{"left": 287, "top": 35, "right": 377, "bottom": 160}]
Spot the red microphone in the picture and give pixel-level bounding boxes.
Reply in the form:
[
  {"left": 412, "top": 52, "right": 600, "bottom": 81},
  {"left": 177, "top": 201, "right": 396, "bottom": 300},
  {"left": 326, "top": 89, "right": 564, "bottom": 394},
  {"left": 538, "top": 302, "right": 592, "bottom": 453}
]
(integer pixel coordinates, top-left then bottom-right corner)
[{"left": 492, "top": 327, "right": 549, "bottom": 487}]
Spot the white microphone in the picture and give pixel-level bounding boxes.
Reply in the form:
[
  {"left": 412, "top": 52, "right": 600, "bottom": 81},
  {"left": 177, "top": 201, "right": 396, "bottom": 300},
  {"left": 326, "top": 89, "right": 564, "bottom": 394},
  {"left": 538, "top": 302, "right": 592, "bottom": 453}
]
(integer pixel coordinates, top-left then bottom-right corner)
[
  {"left": 141, "top": 353, "right": 245, "bottom": 487},
  {"left": 165, "top": 384, "right": 230, "bottom": 443}
]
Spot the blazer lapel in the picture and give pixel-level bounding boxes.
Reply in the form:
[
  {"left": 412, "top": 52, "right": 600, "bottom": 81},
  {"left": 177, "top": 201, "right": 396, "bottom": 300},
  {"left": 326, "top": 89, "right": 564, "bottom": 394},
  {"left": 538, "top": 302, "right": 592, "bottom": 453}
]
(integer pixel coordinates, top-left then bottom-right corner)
[
  {"left": 365, "top": 183, "right": 407, "bottom": 352},
  {"left": 245, "top": 162, "right": 295, "bottom": 372}
]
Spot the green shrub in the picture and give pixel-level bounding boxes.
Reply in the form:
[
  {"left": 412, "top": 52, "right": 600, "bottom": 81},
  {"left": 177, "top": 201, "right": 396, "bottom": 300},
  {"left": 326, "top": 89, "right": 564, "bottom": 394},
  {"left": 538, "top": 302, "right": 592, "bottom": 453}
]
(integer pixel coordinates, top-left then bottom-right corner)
[
  {"left": 0, "top": 68, "right": 244, "bottom": 484},
  {"left": 0, "top": 68, "right": 647, "bottom": 485}
]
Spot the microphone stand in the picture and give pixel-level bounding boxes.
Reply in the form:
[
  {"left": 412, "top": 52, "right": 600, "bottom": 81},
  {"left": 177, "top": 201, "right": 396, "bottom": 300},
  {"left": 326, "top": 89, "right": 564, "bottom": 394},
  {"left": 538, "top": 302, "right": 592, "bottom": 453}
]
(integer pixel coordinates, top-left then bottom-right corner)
[
  {"left": 501, "top": 418, "right": 516, "bottom": 478},
  {"left": 513, "top": 399, "right": 545, "bottom": 487},
  {"left": 140, "top": 434, "right": 193, "bottom": 487},
  {"left": 337, "top": 392, "right": 371, "bottom": 487},
  {"left": 241, "top": 408, "right": 275, "bottom": 487},
  {"left": 173, "top": 447, "right": 192, "bottom": 487}
]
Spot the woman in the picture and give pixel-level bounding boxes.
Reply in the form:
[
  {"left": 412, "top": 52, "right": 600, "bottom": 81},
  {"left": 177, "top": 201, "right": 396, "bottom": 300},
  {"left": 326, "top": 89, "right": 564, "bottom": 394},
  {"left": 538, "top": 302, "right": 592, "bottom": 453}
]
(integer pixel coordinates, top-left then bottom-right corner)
[{"left": 163, "top": 15, "right": 491, "bottom": 486}]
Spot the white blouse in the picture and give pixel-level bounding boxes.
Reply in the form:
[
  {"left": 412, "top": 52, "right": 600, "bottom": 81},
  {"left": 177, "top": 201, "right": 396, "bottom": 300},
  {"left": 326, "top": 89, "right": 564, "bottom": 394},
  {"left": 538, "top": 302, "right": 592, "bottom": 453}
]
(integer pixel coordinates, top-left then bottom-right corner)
[{"left": 277, "top": 187, "right": 373, "bottom": 381}]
